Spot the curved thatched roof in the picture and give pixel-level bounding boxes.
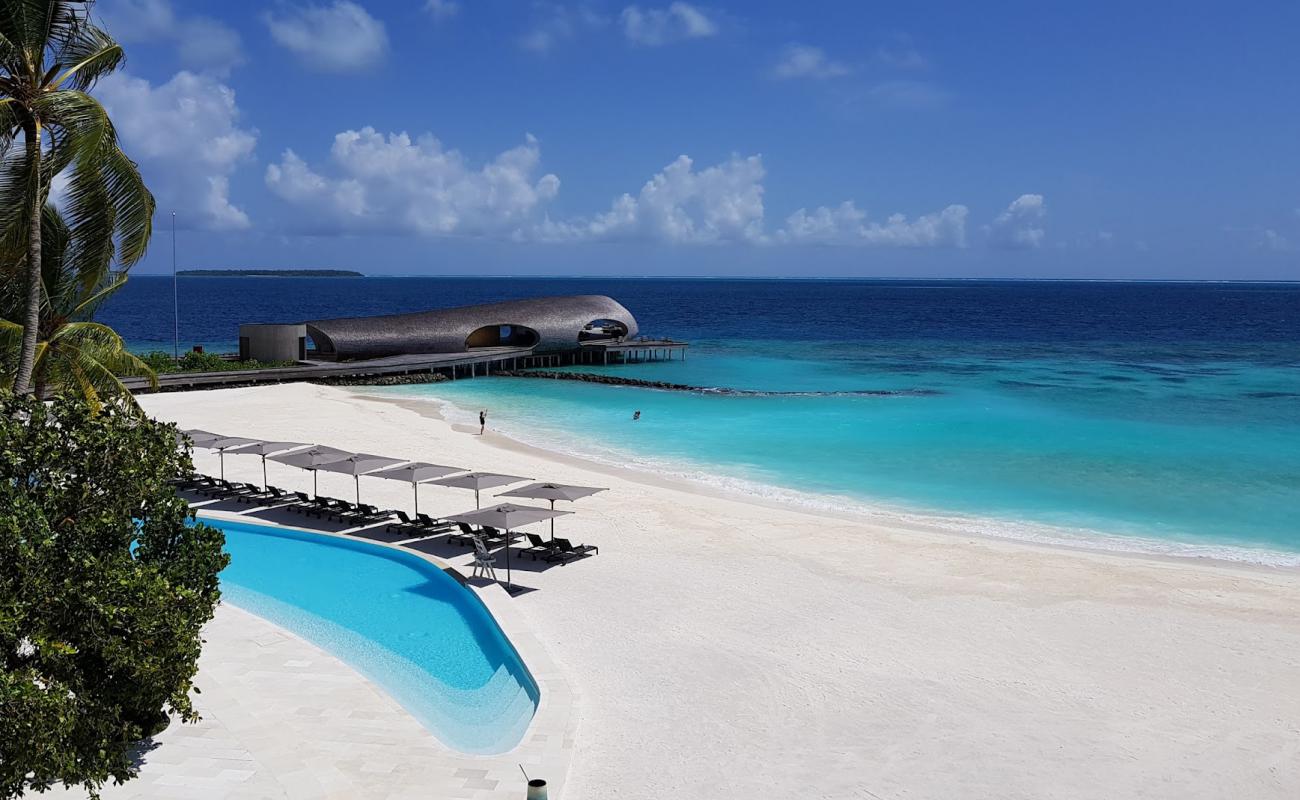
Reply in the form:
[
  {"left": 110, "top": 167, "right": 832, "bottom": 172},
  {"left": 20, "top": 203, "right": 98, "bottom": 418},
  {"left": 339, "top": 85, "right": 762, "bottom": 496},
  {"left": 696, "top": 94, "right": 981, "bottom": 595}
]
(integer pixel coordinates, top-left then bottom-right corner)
[{"left": 305, "top": 295, "right": 638, "bottom": 360}]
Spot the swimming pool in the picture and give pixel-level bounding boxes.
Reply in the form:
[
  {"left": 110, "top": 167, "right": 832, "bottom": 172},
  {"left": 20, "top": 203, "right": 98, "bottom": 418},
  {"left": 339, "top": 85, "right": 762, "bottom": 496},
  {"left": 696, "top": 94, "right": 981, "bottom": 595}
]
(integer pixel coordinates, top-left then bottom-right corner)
[{"left": 212, "top": 517, "right": 540, "bottom": 754}]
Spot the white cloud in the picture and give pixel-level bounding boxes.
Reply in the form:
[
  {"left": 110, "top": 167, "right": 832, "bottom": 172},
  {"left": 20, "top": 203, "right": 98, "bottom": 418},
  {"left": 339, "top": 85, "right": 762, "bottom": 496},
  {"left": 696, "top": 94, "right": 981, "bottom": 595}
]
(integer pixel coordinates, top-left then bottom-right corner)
[
  {"left": 620, "top": 3, "right": 717, "bottom": 46},
  {"left": 534, "top": 154, "right": 764, "bottom": 243},
  {"left": 867, "top": 80, "right": 949, "bottom": 110},
  {"left": 265, "top": 131, "right": 973, "bottom": 250},
  {"left": 875, "top": 34, "right": 928, "bottom": 70},
  {"left": 1261, "top": 229, "right": 1293, "bottom": 252},
  {"left": 771, "top": 44, "right": 851, "bottom": 80},
  {"left": 265, "top": 129, "right": 560, "bottom": 236},
  {"left": 98, "top": 71, "right": 257, "bottom": 230},
  {"left": 424, "top": 0, "right": 459, "bottom": 20},
  {"left": 989, "top": 193, "right": 1046, "bottom": 249},
  {"left": 518, "top": 2, "right": 607, "bottom": 53},
  {"left": 779, "top": 201, "right": 968, "bottom": 247},
  {"left": 98, "top": 0, "right": 244, "bottom": 75},
  {"left": 99, "top": 0, "right": 175, "bottom": 40},
  {"left": 265, "top": 1, "right": 388, "bottom": 72}
]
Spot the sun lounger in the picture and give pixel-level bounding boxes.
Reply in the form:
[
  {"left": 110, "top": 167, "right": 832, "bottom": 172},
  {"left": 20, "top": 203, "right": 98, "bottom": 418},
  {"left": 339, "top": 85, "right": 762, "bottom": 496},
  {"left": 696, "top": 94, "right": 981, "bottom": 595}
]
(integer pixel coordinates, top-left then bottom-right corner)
[
  {"left": 236, "top": 485, "right": 276, "bottom": 504},
  {"left": 202, "top": 480, "right": 256, "bottom": 499},
  {"left": 481, "top": 526, "right": 519, "bottom": 548},
  {"left": 170, "top": 473, "right": 205, "bottom": 490},
  {"left": 449, "top": 522, "right": 480, "bottom": 546},
  {"left": 544, "top": 537, "right": 599, "bottom": 564},
  {"left": 306, "top": 497, "right": 340, "bottom": 518},
  {"left": 329, "top": 500, "right": 358, "bottom": 522},
  {"left": 192, "top": 479, "right": 228, "bottom": 497},
  {"left": 521, "top": 533, "right": 559, "bottom": 561},
  {"left": 417, "top": 513, "right": 454, "bottom": 534},
  {"left": 387, "top": 511, "right": 425, "bottom": 535},
  {"left": 348, "top": 503, "right": 391, "bottom": 525},
  {"left": 241, "top": 486, "right": 289, "bottom": 506}
]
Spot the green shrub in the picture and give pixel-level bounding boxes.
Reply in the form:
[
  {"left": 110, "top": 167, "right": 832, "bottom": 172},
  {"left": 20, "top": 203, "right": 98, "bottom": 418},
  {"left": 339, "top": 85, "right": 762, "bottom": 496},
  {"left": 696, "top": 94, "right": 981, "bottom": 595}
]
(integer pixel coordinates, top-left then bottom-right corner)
[
  {"left": 0, "top": 393, "right": 229, "bottom": 798},
  {"left": 137, "top": 351, "right": 297, "bottom": 375}
]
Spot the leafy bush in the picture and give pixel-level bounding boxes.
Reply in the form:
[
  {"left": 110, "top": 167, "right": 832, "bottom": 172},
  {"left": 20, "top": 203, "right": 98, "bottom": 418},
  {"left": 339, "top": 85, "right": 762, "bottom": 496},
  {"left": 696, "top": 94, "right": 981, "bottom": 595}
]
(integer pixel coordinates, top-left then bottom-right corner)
[
  {"left": 140, "top": 350, "right": 297, "bottom": 374},
  {"left": 0, "top": 393, "right": 229, "bottom": 798}
]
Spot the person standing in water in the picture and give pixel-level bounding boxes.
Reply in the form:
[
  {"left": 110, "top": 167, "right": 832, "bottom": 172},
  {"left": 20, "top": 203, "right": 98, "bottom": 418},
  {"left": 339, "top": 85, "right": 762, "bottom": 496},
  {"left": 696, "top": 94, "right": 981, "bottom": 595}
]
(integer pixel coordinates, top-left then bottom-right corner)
[
  {"left": 633, "top": 410, "right": 641, "bottom": 421},
  {"left": 479, "top": 410, "right": 486, "bottom": 435}
]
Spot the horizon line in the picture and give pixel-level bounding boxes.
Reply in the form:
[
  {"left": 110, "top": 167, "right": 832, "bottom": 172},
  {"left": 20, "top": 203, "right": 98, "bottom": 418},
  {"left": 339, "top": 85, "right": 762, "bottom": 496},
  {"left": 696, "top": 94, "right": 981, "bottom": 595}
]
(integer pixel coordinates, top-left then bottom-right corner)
[{"left": 128, "top": 273, "right": 1300, "bottom": 285}]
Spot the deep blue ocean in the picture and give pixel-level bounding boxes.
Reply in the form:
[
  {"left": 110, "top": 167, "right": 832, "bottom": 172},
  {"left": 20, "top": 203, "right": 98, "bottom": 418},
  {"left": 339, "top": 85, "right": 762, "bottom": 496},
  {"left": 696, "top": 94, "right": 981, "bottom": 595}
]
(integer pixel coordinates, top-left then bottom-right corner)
[{"left": 102, "top": 277, "right": 1300, "bottom": 564}]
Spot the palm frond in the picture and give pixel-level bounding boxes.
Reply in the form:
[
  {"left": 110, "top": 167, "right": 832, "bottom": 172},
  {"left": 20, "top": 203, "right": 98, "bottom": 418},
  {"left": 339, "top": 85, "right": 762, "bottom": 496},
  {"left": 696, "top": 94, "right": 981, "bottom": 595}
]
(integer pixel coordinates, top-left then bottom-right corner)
[
  {"left": 66, "top": 267, "right": 124, "bottom": 321},
  {"left": 51, "top": 22, "right": 120, "bottom": 91},
  {"left": 36, "top": 89, "right": 154, "bottom": 269},
  {"left": 44, "top": 320, "right": 152, "bottom": 409}
]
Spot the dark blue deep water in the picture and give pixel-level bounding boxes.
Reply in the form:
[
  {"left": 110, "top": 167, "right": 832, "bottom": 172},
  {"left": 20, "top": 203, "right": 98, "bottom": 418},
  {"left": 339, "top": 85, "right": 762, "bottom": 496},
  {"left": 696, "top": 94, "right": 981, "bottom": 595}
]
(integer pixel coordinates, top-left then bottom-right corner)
[{"left": 103, "top": 277, "right": 1300, "bottom": 563}]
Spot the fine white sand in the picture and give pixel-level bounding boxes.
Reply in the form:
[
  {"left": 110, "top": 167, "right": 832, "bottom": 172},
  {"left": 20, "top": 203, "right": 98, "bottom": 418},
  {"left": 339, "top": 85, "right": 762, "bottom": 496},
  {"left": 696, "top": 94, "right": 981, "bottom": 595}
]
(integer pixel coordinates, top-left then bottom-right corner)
[{"left": 143, "top": 382, "right": 1300, "bottom": 800}]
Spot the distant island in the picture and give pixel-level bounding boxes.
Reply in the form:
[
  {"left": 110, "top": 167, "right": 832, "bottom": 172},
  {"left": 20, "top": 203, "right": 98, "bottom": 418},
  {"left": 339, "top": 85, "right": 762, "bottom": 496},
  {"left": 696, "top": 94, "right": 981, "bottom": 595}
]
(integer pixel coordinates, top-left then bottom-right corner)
[{"left": 177, "top": 269, "right": 364, "bottom": 278}]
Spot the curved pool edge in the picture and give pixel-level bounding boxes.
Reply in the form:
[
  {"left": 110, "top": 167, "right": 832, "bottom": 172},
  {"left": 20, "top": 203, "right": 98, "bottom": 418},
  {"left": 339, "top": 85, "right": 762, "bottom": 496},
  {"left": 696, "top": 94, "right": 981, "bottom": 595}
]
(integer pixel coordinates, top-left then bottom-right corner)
[{"left": 195, "top": 508, "right": 581, "bottom": 791}]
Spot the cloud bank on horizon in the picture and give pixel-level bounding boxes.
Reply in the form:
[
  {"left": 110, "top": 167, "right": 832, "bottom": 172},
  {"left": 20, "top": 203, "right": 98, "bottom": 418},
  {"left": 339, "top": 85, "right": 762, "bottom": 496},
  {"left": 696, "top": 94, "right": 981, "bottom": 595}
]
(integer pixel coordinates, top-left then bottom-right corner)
[{"left": 88, "top": 0, "right": 1300, "bottom": 277}]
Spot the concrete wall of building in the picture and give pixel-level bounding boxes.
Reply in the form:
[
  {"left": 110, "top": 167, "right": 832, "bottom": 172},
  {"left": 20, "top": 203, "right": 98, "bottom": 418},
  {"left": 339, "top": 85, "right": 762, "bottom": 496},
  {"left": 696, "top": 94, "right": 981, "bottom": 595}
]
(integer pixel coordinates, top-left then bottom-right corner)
[{"left": 239, "top": 324, "right": 306, "bottom": 362}]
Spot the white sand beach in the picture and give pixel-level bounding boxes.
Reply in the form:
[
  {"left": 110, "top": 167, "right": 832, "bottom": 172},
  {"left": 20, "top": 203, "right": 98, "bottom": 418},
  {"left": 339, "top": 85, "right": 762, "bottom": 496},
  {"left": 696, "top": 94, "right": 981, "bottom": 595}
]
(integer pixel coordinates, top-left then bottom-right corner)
[{"left": 140, "top": 382, "right": 1300, "bottom": 800}]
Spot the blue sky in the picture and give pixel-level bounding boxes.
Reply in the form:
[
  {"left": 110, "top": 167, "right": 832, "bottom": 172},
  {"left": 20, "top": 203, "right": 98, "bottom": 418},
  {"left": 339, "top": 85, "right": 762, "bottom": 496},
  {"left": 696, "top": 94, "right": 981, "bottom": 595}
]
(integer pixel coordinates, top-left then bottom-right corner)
[{"left": 93, "top": 0, "right": 1300, "bottom": 279}]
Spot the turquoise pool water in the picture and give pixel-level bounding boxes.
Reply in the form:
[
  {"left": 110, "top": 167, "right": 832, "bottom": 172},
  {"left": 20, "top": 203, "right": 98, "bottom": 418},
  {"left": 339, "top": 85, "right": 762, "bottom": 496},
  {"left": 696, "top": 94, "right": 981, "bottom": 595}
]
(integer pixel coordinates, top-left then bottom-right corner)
[{"left": 214, "top": 518, "right": 539, "bottom": 754}]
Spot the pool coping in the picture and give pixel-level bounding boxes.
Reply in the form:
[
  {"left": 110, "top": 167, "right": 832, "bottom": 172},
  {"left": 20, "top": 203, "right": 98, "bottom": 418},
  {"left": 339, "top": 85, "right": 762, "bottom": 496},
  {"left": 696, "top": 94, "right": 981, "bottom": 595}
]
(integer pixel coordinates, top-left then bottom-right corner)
[{"left": 196, "top": 507, "right": 579, "bottom": 798}]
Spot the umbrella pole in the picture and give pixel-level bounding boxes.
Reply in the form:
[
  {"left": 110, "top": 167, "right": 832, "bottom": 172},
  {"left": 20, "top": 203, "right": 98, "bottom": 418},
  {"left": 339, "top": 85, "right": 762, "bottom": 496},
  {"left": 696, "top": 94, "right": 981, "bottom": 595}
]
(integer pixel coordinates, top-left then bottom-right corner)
[
  {"left": 262, "top": 456, "right": 268, "bottom": 491},
  {"left": 413, "top": 481, "right": 419, "bottom": 516},
  {"left": 475, "top": 488, "right": 480, "bottom": 509},
  {"left": 505, "top": 527, "right": 512, "bottom": 589},
  {"left": 312, "top": 469, "right": 317, "bottom": 498},
  {"left": 219, "top": 450, "right": 225, "bottom": 480},
  {"left": 355, "top": 475, "right": 360, "bottom": 506},
  {"left": 550, "top": 499, "right": 555, "bottom": 541}
]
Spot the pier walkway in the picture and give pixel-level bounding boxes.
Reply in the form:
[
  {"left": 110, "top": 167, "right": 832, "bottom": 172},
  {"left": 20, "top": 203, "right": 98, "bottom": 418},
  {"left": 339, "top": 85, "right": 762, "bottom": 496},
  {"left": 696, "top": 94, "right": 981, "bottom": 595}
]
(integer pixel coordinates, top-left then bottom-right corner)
[
  {"left": 121, "top": 346, "right": 535, "bottom": 392},
  {"left": 123, "top": 338, "right": 689, "bottom": 393}
]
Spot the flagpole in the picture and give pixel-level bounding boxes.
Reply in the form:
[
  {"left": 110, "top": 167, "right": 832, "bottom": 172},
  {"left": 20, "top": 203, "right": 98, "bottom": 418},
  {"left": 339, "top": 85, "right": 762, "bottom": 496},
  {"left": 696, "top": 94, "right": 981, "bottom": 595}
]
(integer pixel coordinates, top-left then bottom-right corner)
[{"left": 171, "top": 211, "right": 179, "bottom": 362}]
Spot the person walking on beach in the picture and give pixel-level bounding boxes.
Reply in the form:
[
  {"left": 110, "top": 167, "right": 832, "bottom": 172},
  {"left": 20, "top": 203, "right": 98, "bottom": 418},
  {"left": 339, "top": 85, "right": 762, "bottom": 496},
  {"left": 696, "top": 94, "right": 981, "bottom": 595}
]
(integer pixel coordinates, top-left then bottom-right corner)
[{"left": 479, "top": 409, "right": 486, "bottom": 435}]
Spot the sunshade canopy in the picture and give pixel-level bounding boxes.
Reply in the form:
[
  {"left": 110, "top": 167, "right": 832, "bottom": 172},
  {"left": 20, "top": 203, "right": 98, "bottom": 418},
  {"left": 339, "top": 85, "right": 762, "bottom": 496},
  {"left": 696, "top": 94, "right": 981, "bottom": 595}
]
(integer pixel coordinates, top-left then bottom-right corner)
[
  {"left": 429, "top": 472, "right": 528, "bottom": 491},
  {"left": 497, "top": 482, "right": 607, "bottom": 503},
  {"left": 205, "top": 435, "right": 259, "bottom": 451},
  {"left": 179, "top": 429, "right": 224, "bottom": 447},
  {"left": 444, "top": 502, "right": 571, "bottom": 530},
  {"left": 224, "top": 441, "right": 311, "bottom": 457},
  {"left": 367, "top": 462, "right": 464, "bottom": 483},
  {"left": 313, "top": 454, "right": 408, "bottom": 477},
  {"left": 268, "top": 446, "right": 354, "bottom": 469}
]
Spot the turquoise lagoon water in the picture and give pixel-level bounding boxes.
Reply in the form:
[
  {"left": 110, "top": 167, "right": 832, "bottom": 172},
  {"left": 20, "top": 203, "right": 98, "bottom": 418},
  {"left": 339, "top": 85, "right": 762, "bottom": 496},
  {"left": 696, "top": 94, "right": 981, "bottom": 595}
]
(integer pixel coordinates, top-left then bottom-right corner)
[
  {"left": 370, "top": 336, "right": 1300, "bottom": 565},
  {"left": 215, "top": 518, "right": 539, "bottom": 753},
  {"left": 101, "top": 278, "right": 1300, "bottom": 564}
]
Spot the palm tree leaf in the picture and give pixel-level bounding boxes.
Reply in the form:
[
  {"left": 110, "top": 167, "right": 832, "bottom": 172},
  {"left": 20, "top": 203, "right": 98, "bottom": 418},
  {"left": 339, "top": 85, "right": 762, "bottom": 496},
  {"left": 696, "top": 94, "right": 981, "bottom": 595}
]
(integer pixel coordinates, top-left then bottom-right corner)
[
  {"left": 36, "top": 90, "right": 154, "bottom": 269},
  {"left": 46, "top": 320, "right": 152, "bottom": 408},
  {"left": 51, "top": 23, "right": 121, "bottom": 91}
]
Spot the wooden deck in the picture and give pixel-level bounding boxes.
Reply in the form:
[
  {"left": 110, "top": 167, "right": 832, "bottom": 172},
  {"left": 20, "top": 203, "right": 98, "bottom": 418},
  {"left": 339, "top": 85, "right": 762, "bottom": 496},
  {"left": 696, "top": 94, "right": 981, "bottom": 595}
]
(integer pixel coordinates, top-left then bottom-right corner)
[
  {"left": 123, "top": 347, "right": 536, "bottom": 392},
  {"left": 125, "top": 338, "right": 691, "bottom": 392},
  {"left": 578, "top": 338, "right": 688, "bottom": 365}
]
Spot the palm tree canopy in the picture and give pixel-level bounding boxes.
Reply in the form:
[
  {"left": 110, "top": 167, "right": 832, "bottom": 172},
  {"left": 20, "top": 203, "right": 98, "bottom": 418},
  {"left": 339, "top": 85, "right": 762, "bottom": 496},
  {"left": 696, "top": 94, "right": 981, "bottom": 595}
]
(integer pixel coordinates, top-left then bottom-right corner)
[
  {"left": 0, "top": 0, "right": 152, "bottom": 272},
  {"left": 0, "top": 203, "right": 155, "bottom": 411},
  {"left": 0, "top": 0, "right": 154, "bottom": 395}
]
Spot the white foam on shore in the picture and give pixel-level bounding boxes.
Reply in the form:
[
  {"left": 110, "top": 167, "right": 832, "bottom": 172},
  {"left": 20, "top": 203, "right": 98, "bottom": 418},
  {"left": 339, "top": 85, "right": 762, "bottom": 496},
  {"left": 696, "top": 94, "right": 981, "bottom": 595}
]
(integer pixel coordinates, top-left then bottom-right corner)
[{"left": 414, "top": 391, "right": 1300, "bottom": 569}]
